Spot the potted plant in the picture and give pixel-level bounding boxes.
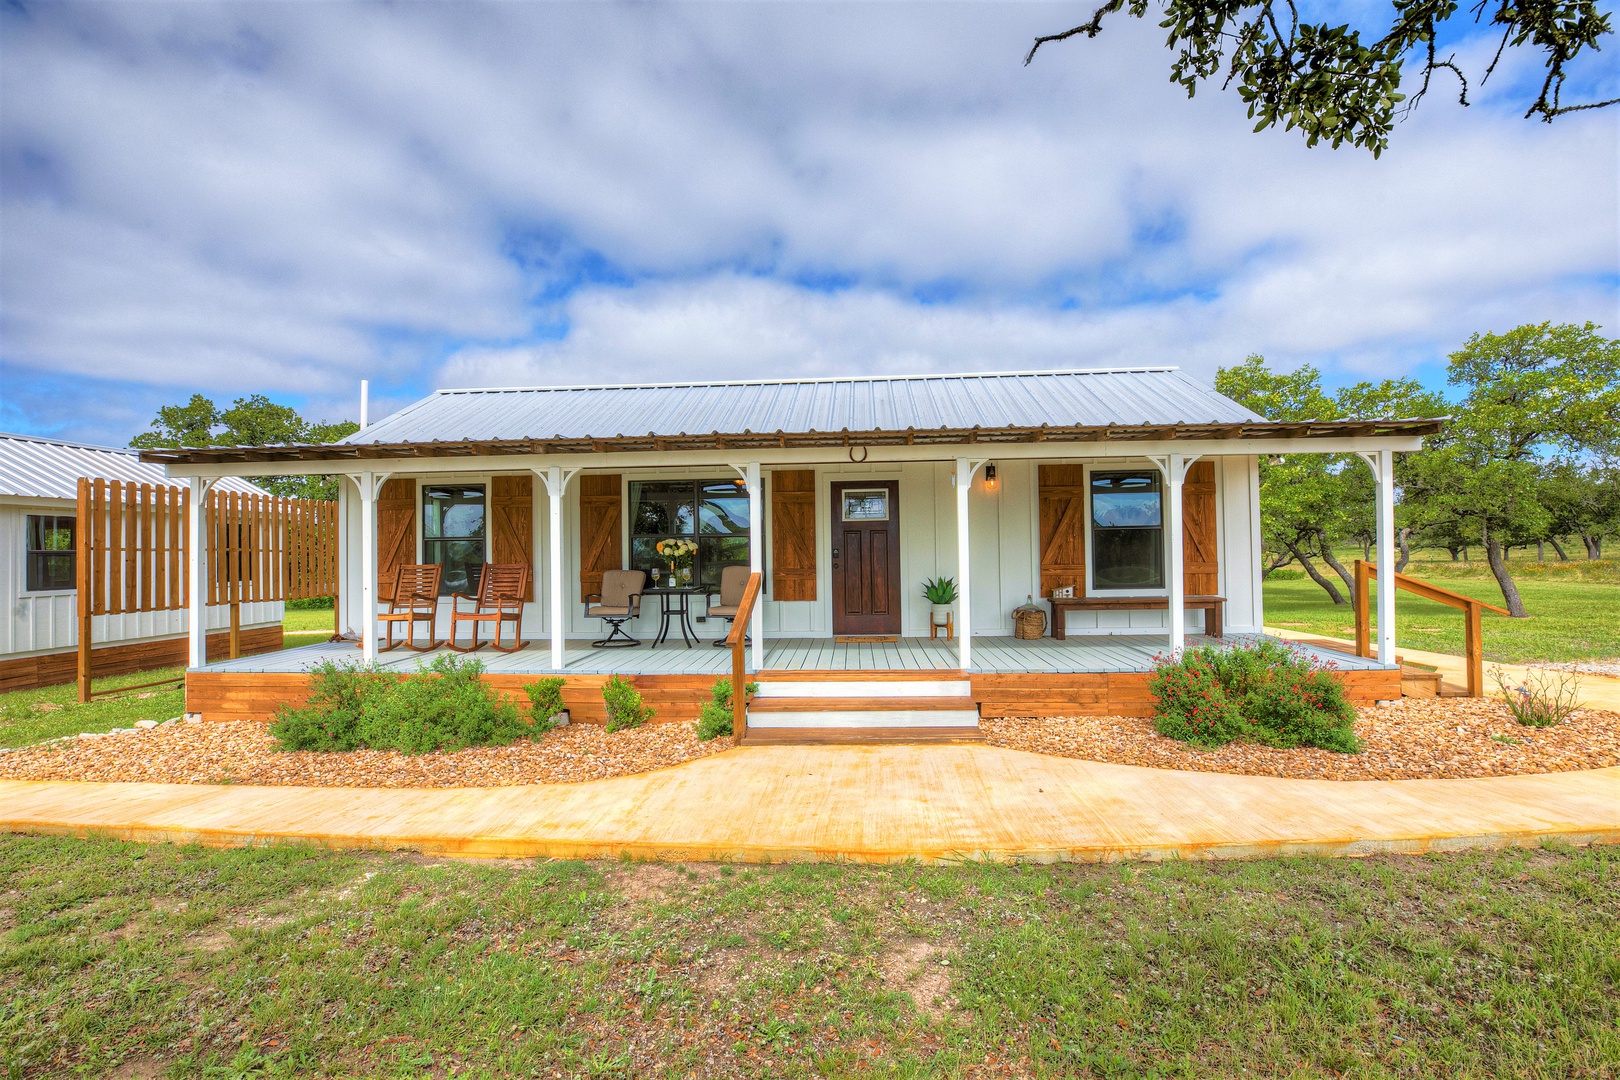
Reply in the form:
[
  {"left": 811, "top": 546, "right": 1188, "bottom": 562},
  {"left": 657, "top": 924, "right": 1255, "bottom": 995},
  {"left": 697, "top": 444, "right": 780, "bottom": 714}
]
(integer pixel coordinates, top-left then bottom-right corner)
[{"left": 922, "top": 576, "right": 958, "bottom": 626}]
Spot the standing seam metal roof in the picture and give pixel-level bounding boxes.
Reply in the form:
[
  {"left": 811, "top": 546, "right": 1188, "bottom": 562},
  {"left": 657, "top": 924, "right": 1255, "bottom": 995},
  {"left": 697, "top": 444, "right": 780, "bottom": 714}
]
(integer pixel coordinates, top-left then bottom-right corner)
[
  {"left": 0, "top": 433, "right": 267, "bottom": 500},
  {"left": 345, "top": 368, "right": 1267, "bottom": 445}
]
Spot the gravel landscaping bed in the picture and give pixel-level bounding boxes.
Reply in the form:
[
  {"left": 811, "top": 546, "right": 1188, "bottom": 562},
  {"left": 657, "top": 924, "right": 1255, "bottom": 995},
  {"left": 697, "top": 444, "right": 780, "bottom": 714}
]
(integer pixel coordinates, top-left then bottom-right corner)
[
  {"left": 0, "top": 720, "right": 726, "bottom": 788},
  {"left": 982, "top": 698, "right": 1620, "bottom": 781}
]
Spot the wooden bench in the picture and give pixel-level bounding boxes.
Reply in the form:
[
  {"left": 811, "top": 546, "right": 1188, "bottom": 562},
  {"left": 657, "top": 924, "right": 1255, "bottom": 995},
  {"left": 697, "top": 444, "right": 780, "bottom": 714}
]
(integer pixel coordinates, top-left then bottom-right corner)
[{"left": 1047, "top": 595, "right": 1225, "bottom": 640}]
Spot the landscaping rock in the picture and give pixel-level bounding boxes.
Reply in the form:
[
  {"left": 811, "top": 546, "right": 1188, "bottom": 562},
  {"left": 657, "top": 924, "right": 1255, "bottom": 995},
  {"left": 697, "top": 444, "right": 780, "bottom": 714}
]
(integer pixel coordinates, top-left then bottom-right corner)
[{"left": 133, "top": 720, "right": 159, "bottom": 730}]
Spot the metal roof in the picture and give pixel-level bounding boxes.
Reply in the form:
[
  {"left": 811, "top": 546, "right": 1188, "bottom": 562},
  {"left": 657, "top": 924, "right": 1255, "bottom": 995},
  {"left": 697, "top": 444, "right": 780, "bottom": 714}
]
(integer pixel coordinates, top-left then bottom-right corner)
[
  {"left": 346, "top": 367, "right": 1270, "bottom": 445},
  {"left": 0, "top": 433, "right": 266, "bottom": 500},
  {"left": 136, "top": 367, "right": 1446, "bottom": 466}
]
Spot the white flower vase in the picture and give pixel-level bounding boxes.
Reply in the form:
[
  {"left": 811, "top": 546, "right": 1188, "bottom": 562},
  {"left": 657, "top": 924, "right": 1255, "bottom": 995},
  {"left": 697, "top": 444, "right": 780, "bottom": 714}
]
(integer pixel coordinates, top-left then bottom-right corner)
[{"left": 931, "top": 603, "right": 954, "bottom": 626}]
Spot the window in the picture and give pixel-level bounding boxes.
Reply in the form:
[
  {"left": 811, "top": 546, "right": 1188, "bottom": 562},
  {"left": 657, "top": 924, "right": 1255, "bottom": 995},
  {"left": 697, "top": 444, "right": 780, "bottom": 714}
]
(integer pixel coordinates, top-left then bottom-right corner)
[
  {"left": 841, "top": 489, "right": 889, "bottom": 521},
  {"left": 422, "top": 485, "right": 485, "bottom": 596},
  {"left": 26, "top": 515, "right": 76, "bottom": 592},
  {"left": 630, "top": 479, "right": 750, "bottom": 587},
  {"left": 1090, "top": 471, "right": 1164, "bottom": 590}
]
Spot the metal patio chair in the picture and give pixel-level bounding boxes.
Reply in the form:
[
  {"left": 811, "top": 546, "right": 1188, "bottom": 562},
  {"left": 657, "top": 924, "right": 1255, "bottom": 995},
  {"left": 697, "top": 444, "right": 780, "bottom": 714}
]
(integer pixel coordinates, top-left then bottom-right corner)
[
  {"left": 705, "top": 564, "right": 752, "bottom": 647},
  {"left": 585, "top": 569, "right": 647, "bottom": 648}
]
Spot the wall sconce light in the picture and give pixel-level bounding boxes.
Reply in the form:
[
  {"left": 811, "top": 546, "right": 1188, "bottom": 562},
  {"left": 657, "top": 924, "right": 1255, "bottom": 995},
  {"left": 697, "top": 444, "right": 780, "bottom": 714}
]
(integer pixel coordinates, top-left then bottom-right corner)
[{"left": 983, "top": 463, "right": 998, "bottom": 491}]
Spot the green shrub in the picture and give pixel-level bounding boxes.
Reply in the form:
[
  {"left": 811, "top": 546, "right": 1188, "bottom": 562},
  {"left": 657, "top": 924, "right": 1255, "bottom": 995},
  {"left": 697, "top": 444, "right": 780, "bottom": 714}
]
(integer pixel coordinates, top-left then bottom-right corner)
[
  {"left": 1149, "top": 639, "right": 1361, "bottom": 753},
  {"left": 602, "top": 675, "right": 654, "bottom": 732},
  {"left": 284, "top": 596, "right": 335, "bottom": 611},
  {"left": 524, "top": 677, "right": 568, "bottom": 733},
  {"left": 694, "top": 677, "right": 759, "bottom": 741},
  {"left": 270, "top": 654, "right": 531, "bottom": 754}
]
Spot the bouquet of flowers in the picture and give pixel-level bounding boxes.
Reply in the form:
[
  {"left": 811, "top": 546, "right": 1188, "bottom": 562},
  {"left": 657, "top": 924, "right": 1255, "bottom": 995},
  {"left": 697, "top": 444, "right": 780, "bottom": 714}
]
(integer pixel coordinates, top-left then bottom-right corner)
[{"left": 654, "top": 538, "right": 697, "bottom": 575}]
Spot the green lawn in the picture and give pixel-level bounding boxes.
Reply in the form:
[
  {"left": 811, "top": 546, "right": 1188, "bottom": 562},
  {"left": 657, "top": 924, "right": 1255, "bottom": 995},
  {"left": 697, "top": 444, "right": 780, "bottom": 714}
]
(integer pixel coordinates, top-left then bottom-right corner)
[
  {"left": 1, "top": 837, "right": 1614, "bottom": 1078},
  {"left": 0, "top": 668, "right": 186, "bottom": 749},
  {"left": 1264, "top": 561, "right": 1620, "bottom": 664},
  {"left": 282, "top": 603, "right": 334, "bottom": 649}
]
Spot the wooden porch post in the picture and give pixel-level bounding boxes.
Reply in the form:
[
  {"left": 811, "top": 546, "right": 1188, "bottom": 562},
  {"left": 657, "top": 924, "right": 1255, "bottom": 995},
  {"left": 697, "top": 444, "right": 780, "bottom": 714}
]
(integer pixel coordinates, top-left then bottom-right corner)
[
  {"left": 187, "top": 477, "right": 214, "bottom": 669},
  {"left": 748, "top": 461, "right": 763, "bottom": 672}
]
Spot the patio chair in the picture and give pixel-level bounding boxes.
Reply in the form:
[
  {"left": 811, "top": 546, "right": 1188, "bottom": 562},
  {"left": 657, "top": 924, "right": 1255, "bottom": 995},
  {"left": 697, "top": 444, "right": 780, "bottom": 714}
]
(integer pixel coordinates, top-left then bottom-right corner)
[
  {"left": 447, "top": 563, "right": 530, "bottom": 653},
  {"left": 585, "top": 569, "right": 646, "bottom": 648},
  {"left": 705, "top": 564, "right": 752, "bottom": 647},
  {"left": 376, "top": 564, "right": 442, "bottom": 652}
]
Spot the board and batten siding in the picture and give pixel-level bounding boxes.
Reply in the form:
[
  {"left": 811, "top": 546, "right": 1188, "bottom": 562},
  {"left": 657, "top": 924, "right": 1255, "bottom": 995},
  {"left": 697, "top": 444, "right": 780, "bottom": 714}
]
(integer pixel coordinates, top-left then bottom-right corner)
[
  {"left": 0, "top": 498, "right": 282, "bottom": 660},
  {"left": 330, "top": 457, "right": 1265, "bottom": 644}
]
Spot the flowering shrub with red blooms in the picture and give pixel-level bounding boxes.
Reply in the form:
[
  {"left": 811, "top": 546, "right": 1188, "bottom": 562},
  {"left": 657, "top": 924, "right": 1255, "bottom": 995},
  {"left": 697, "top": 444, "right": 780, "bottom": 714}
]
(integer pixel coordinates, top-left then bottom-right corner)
[
  {"left": 1147, "top": 649, "right": 1243, "bottom": 746},
  {"left": 1149, "top": 639, "right": 1361, "bottom": 753}
]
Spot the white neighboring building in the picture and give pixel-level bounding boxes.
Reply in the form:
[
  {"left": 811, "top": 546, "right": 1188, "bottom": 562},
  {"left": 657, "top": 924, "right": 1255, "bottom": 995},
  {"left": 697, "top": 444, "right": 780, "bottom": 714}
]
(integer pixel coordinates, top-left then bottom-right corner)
[{"left": 0, "top": 432, "right": 281, "bottom": 692}]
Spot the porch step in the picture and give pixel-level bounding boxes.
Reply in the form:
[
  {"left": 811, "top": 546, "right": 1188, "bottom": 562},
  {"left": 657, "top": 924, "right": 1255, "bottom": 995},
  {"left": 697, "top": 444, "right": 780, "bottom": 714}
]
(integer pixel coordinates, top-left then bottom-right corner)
[
  {"left": 739, "top": 726, "right": 985, "bottom": 745},
  {"left": 745, "top": 709, "right": 981, "bottom": 729},
  {"left": 749, "top": 696, "right": 978, "bottom": 712},
  {"left": 753, "top": 680, "right": 971, "bottom": 700}
]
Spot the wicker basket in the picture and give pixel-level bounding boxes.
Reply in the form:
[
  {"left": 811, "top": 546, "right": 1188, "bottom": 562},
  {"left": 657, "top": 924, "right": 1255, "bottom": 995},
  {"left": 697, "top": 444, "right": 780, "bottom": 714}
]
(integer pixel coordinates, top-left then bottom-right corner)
[{"left": 1013, "top": 602, "right": 1047, "bottom": 640}]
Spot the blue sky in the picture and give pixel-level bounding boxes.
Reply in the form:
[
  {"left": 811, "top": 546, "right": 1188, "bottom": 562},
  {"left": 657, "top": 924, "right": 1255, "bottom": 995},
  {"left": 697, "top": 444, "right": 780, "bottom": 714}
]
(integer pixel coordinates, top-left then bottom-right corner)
[{"left": 1, "top": 1, "right": 1616, "bottom": 445}]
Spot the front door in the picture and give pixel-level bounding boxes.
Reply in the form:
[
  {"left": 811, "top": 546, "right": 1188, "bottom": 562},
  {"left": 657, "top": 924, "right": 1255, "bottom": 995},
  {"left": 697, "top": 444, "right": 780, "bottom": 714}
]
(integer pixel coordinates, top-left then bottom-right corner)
[{"left": 830, "top": 481, "right": 901, "bottom": 637}]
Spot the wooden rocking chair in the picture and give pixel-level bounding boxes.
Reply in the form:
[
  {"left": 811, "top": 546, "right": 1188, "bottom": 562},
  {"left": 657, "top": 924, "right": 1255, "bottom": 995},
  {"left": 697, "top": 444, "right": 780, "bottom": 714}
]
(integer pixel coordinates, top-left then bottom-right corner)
[
  {"left": 377, "top": 564, "right": 442, "bottom": 652},
  {"left": 447, "top": 563, "right": 530, "bottom": 653}
]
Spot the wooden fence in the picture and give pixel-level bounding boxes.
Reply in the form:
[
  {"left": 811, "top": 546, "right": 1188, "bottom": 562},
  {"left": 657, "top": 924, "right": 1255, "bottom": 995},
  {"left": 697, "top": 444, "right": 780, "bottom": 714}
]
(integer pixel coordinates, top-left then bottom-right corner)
[{"left": 75, "top": 479, "right": 338, "bottom": 701}]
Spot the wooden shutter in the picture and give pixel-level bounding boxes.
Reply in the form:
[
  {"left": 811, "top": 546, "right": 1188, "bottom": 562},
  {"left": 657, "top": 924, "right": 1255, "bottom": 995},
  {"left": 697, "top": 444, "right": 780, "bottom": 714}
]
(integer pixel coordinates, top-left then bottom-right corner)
[
  {"left": 578, "top": 474, "right": 622, "bottom": 601},
  {"left": 1182, "top": 461, "right": 1219, "bottom": 595},
  {"left": 1038, "top": 464, "right": 1088, "bottom": 598},
  {"left": 770, "top": 470, "right": 816, "bottom": 601},
  {"left": 376, "top": 478, "right": 416, "bottom": 600},
  {"left": 490, "top": 475, "right": 535, "bottom": 601}
]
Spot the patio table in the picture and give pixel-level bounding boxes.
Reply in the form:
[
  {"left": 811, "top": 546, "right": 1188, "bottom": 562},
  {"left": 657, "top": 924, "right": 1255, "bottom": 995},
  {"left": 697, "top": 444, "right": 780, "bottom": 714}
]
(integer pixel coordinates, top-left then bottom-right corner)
[{"left": 643, "top": 586, "right": 707, "bottom": 647}]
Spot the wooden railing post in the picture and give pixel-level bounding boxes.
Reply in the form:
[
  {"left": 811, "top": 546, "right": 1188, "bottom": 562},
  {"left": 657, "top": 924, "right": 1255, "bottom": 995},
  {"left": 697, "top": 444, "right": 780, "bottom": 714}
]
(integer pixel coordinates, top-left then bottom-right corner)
[
  {"left": 1465, "top": 601, "right": 1483, "bottom": 698},
  {"left": 1353, "top": 559, "right": 1371, "bottom": 658},
  {"left": 728, "top": 572, "right": 762, "bottom": 745}
]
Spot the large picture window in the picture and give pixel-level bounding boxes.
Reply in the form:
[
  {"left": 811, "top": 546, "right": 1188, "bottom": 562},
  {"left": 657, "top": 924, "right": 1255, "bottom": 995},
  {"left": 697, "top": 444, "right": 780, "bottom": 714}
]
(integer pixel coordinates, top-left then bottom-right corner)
[
  {"left": 26, "top": 515, "right": 76, "bottom": 592},
  {"left": 422, "top": 485, "right": 485, "bottom": 596},
  {"left": 630, "top": 480, "right": 750, "bottom": 588},
  {"left": 1090, "top": 471, "right": 1164, "bottom": 590}
]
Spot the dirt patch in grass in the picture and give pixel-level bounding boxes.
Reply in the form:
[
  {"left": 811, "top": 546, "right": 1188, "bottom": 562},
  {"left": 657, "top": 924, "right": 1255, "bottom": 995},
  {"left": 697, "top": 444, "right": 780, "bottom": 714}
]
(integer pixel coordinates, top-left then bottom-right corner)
[
  {"left": 0, "top": 718, "right": 727, "bottom": 787},
  {"left": 877, "top": 938, "right": 955, "bottom": 1020},
  {"left": 982, "top": 698, "right": 1620, "bottom": 780}
]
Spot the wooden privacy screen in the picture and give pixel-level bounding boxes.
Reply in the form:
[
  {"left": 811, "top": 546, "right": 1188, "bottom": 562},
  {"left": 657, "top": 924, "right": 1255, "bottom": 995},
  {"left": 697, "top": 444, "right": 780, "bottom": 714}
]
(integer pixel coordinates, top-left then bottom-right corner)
[
  {"left": 1038, "top": 461, "right": 1219, "bottom": 599},
  {"left": 75, "top": 478, "right": 335, "bottom": 701},
  {"left": 489, "top": 475, "right": 535, "bottom": 601},
  {"left": 770, "top": 470, "right": 816, "bottom": 601},
  {"left": 578, "top": 474, "right": 622, "bottom": 602},
  {"left": 205, "top": 490, "right": 340, "bottom": 606},
  {"left": 1038, "top": 464, "right": 1088, "bottom": 598}
]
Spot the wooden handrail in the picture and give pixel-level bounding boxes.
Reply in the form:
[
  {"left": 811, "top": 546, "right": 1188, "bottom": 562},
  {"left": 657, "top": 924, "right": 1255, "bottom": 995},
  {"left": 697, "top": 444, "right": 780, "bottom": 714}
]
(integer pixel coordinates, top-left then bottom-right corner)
[
  {"left": 729, "top": 572, "right": 762, "bottom": 744},
  {"left": 1354, "top": 560, "right": 1507, "bottom": 697}
]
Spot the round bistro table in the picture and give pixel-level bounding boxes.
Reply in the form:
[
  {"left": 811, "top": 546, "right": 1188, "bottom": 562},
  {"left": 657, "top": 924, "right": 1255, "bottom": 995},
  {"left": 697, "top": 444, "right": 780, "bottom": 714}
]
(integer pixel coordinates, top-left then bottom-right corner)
[{"left": 643, "top": 586, "right": 707, "bottom": 647}]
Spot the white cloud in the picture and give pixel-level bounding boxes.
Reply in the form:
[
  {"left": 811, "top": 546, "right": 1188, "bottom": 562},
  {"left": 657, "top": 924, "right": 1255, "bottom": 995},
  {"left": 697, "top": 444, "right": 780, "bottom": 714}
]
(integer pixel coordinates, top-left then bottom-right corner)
[{"left": 1, "top": 0, "right": 1615, "bottom": 443}]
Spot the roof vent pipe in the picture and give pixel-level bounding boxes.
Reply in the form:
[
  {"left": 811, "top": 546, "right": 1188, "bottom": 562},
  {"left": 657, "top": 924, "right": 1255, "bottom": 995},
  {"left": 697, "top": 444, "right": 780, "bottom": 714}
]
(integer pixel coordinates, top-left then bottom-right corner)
[{"left": 360, "top": 380, "right": 369, "bottom": 431}]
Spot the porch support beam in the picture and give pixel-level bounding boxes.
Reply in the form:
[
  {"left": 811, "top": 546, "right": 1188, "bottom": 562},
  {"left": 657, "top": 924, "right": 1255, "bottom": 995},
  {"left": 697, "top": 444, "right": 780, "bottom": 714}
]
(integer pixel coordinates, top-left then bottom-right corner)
[
  {"left": 1357, "top": 449, "right": 1397, "bottom": 666},
  {"left": 535, "top": 467, "right": 580, "bottom": 672},
  {"left": 954, "top": 458, "right": 986, "bottom": 671},
  {"left": 346, "top": 471, "right": 391, "bottom": 664},
  {"left": 1148, "top": 454, "right": 1196, "bottom": 656},
  {"left": 748, "top": 461, "right": 763, "bottom": 672},
  {"left": 187, "top": 477, "right": 216, "bottom": 669},
  {"left": 155, "top": 436, "right": 1428, "bottom": 481}
]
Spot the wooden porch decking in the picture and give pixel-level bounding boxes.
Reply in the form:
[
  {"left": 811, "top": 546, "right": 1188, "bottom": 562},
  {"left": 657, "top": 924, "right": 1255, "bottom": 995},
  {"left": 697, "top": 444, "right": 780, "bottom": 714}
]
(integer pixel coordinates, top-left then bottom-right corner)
[{"left": 197, "top": 633, "right": 1390, "bottom": 677}]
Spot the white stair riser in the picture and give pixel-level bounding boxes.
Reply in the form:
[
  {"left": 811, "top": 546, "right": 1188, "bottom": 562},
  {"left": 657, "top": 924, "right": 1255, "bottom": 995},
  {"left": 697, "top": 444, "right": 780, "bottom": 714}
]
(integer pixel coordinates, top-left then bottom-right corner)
[
  {"left": 753, "top": 680, "right": 970, "bottom": 698},
  {"left": 746, "top": 709, "right": 981, "bottom": 729}
]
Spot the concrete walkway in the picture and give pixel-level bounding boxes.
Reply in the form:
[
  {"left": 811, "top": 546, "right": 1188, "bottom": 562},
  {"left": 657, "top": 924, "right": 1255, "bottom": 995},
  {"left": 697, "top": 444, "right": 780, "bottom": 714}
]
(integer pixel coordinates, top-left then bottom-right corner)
[
  {"left": 1266, "top": 627, "right": 1620, "bottom": 711},
  {"left": 2, "top": 746, "right": 1616, "bottom": 863}
]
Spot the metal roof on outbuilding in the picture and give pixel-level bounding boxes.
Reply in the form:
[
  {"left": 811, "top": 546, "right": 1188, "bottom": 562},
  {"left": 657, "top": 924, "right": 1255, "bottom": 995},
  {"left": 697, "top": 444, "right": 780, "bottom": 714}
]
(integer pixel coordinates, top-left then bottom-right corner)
[
  {"left": 0, "top": 433, "right": 266, "bottom": 500},
  {"left": 347, "top": 367, "right": 1266, "bottom": 445}
]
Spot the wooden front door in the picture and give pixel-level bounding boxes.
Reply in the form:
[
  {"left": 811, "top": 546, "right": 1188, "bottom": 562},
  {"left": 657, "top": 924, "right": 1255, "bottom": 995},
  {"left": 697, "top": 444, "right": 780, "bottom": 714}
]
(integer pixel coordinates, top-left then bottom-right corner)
[{"left": 830, "top": 481, "right": 901, "bottom": 637}]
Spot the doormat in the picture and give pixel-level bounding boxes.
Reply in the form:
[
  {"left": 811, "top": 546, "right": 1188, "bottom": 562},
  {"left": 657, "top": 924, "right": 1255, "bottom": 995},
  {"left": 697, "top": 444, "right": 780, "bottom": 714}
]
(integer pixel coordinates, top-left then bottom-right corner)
[{"left": 834, "top": 635, "right": 900, "bottom": 643}]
